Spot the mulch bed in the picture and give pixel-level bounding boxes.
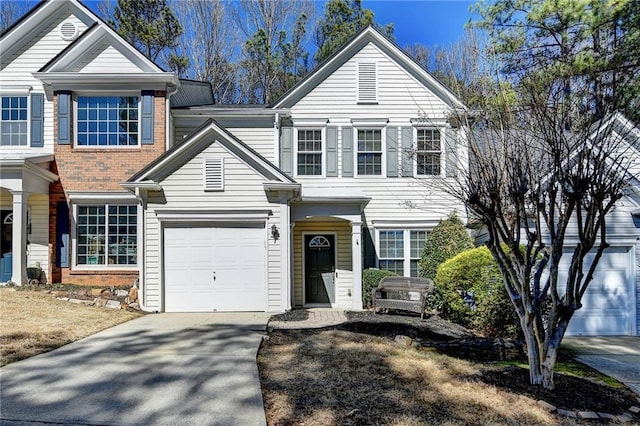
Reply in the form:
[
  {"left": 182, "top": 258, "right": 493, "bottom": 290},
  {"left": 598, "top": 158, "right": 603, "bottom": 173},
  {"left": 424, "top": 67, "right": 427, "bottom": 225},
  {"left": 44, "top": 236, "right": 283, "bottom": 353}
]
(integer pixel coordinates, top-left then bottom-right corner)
[{"left": 316, "top": 310, "right": 639, "bottom": 415}]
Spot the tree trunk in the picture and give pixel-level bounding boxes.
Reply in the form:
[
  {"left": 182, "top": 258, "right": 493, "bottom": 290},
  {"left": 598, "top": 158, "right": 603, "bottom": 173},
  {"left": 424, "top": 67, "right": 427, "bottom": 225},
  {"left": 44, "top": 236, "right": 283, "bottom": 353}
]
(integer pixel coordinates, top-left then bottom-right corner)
[{"left": 519, "top": 314, "right": 562, "bottom": 390}]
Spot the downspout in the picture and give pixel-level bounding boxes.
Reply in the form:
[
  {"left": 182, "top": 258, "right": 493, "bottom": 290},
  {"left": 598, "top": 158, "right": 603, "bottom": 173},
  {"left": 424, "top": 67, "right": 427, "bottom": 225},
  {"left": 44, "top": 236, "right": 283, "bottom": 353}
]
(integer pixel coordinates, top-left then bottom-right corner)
[
  {"left": 165, "top": 83, "right": 180, "bottom": 151},
  {"left": 134, "top": 187, "right": 147, "bottom": 310}
]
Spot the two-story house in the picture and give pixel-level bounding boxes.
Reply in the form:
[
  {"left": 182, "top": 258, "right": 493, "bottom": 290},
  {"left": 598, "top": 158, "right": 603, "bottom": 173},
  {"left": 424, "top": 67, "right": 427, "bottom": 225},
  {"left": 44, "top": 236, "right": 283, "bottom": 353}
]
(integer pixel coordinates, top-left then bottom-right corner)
[
  {"left": 0, "top": 0, "right": 208, "bottom": 286},
  {"left": 125, "top": 27, "right": 468, "bottom": 313}
]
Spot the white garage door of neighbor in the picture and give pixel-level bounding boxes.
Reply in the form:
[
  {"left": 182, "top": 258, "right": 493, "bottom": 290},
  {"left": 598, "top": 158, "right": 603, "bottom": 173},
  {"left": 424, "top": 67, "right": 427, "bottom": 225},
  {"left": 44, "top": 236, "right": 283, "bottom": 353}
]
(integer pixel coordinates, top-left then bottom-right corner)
[
  {"left": 559, "top": 246, "right": 635, "bottom": 336},
  {"left": 164, "top": 225, "right": 266, "bottom": 312}
]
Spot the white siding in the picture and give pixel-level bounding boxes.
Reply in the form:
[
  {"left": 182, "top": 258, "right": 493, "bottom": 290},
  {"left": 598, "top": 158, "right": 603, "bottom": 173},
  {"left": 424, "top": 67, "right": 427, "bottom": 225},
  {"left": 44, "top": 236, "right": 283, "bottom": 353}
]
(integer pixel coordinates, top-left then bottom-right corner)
[
  {"left": 142, "top": 141, "right": 282, "bottom": 312},
  {"left": 72, "top": 44, "right": 143, "bottom": 73},
  {"left": 292, "top": 44, "right": 449, "bottom": 122},
  {"left": 1, "top": 10, "right": 89, "bottom": 155}
]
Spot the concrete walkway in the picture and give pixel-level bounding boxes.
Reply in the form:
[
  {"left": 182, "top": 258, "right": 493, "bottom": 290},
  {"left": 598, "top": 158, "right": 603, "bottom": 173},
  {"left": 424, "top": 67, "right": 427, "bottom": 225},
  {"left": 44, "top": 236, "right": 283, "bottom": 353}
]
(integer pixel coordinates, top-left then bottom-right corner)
[
  {"left": 0, "top": 312, "right": 271, "bottom": 426},
  {"left": 563, "top": 336, "right": 640, "bottom": 396}
]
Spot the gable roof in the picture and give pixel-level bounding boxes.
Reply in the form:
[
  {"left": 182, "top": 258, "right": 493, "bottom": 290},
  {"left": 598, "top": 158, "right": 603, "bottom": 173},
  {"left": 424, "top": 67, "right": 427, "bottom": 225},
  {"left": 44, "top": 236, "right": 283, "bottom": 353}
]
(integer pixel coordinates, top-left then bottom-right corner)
[
  {"left": 125, "top": 118, "right": 296, "bottom": 187},
  {"left": 272, "top": 25, "right": 466, "bottom": 110}
]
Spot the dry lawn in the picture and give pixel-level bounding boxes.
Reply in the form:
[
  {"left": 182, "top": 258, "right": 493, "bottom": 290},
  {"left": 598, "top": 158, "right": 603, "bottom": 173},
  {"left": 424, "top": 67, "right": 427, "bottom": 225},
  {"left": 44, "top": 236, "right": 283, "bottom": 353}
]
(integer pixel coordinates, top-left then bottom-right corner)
[
  {"left": 259, "top": 329, "right": 581, "bottom": 426},
  {"left": 0, "top": 288, "right": 141, "bottom": 366}
]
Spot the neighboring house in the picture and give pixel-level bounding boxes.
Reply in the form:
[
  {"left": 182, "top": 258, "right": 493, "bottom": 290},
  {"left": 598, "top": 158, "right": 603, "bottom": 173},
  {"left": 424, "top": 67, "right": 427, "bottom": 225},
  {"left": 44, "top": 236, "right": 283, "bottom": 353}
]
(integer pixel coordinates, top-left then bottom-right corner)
[
  {"left": 126, "top": 26, "right": 468, "bottom": 313},
  {"left": 0, "top": 0, "right": 207, "bottom": 286}
]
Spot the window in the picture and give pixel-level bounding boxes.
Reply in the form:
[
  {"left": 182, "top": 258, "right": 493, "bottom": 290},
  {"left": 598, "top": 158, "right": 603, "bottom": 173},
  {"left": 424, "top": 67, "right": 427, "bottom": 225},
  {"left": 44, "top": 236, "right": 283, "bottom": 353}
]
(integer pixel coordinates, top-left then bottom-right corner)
[
  {"left": 297, "top": 129, "right": 322, "bottom": 176},
  {"left": 76, "top": 205, "right": 137, "bottom": 266},
  {"left": 76, "top": 96, "right": 139, "bottom": 146},
  {"left": 378, "top": 229, "right": 429, "bottom": 277},
  {"left": 378, "top": 230, "right": 404, "bottom": 275},
  {"left": 1, "top": 96, "right": 28, "bottom": 146},
  {"left": 357, "top": 129, "right": 382, "bottom": 175},
  {"left": 416, "top": 129, "right": 441, "bottom": 176}
]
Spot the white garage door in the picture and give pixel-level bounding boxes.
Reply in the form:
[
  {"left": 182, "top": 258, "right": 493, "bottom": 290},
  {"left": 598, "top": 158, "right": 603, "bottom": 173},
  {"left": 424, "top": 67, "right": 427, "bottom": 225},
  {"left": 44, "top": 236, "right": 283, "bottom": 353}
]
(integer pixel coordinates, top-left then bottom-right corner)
[
  {"left": 163, "top": 225, "right": 266, "bottom": 312},
  {"left": 559, "top": 246, "right": 635, "bottom": 336}
]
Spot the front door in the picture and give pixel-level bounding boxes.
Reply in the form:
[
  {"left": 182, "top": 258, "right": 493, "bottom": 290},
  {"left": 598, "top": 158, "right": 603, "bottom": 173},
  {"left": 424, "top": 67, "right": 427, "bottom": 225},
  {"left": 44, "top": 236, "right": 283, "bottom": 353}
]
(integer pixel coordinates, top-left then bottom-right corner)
[{"left": 305, "top": 234, "right": 335, "bottom": 304}]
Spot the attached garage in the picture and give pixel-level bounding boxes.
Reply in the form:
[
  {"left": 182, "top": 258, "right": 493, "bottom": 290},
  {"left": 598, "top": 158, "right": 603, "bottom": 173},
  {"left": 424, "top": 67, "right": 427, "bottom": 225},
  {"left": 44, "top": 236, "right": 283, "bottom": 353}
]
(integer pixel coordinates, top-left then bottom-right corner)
[
  {"left": 163, "top": 224, "right": 267, "bottom": 312},
  {"left": 559, "top": 246, "right": 637, "bottom": 336}
]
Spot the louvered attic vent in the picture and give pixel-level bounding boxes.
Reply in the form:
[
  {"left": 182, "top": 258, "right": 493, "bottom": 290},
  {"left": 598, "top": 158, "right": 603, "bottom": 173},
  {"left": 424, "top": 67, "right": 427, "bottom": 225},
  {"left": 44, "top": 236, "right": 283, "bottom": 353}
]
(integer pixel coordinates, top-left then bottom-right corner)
[
  {"left": 358, "top": 62, "right": 377, "bottom": 103},
  {"left": 59, "top": 21, "right": 78, "bottom": 41},
  {"left": 204, "top": 157, "right": 224, "bottom": 191}
]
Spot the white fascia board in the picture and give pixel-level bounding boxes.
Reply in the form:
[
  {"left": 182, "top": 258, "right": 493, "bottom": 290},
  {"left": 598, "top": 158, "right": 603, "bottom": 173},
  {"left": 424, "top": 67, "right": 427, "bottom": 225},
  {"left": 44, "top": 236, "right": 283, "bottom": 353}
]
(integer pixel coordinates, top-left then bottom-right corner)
[
  {"left": 67, "top": 191, "right": 137, "bottom": 203},
  {"left": 154, "top": 209, "right": 272, "bottom": 222},
  {"left": 120, "top": 181, "right": 162, "bottom": 191},
  {"left": 171, "top": 108, "right": 290, "bottom": 118},
  {"left": 32, "top": 72, "right": 179, "bottom": 91}
]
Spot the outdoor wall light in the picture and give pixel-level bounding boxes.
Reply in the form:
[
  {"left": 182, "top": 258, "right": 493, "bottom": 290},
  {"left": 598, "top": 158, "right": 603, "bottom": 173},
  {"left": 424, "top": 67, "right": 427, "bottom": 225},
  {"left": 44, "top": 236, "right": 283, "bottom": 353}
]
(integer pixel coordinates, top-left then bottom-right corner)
[{"left": 271, "top": 224, "right": 280, "bottom": 241}]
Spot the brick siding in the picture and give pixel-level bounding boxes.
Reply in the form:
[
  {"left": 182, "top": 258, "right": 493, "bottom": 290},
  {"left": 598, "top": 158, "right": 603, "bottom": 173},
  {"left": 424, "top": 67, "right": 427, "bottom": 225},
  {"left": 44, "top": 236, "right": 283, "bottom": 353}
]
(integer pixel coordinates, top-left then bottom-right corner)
[{"left": 49, "top": 92, "right": 166, "bottom": 286}]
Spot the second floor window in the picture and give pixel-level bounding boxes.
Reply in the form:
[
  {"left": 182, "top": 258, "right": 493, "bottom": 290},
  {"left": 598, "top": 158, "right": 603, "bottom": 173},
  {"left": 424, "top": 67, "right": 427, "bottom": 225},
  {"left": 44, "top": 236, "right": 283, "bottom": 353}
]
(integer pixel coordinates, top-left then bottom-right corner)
[
  {"left": 357, "top": 129, "right": 382, "bottom": 175},
  {"left": 1, "top": 96, "right": 27, "bottom": 146},
  {"left": 77, "top": 96, "right": 139, "bottom": 146},
  {"left": 416, "top": 129, "right": 441, "bottom": 176},
  {"left": 297, "top": 129, "right": 322, "bottom": 176}
]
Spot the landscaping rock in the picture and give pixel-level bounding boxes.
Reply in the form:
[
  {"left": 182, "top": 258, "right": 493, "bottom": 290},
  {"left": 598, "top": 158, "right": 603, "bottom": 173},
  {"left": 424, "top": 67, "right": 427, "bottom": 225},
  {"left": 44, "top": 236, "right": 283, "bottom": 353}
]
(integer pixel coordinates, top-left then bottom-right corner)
[
  {"left": 628, "top": 406, "right": 640, "bottom": 415},
  {"left": 577, "top": 411, "right": 599, "bottom": 420},
  {"left": 394, "top": 335, "right": 413, "bottom": 346},
  {"left": 128, "top": 302, "right": 140, "bottom": 310},
  {"left": 536, "top": 400, "right": 556, "bottom": 412},
  {"left": 68, "top": 298, "right": 82, "bottom": 304},
  {"left": 105, "top": 300, "right": 121, "bottom": 310},
  {"left": 91, "top": 288, "right": 104, "bottom": 296},
  {"left": 115, "top": 289, "right": 128, "bottom": 297},
  {"left": 556, "top": 409, "right": 577, "bottom": 418},
  {"left": 57, "top": 297, "right": 69, "bottom": 301},
  {"left": 129, "top": 287, "right": 138, "bottom": 300},
  {"left": 597, "top": 412, "right": 617, "bottom": 420},
  {"left": 93, "top": 298, "right": 108, "bottom": 307},
  {"left": 617, "top": 414, "right": 635, "bottom": 423}
]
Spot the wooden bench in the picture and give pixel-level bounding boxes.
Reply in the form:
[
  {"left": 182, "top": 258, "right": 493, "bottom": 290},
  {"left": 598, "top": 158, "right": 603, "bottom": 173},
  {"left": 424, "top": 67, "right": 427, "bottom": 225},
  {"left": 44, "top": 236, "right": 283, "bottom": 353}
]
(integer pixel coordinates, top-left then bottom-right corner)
[{"left": 372, "top": 276, "right": 435, "bottom": 320}]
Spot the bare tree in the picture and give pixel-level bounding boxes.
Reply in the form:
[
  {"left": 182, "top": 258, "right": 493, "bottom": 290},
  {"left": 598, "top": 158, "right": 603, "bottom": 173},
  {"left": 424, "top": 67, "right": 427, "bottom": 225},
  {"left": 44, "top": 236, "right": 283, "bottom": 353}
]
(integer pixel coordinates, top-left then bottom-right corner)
[
  {"left": 0, "top": 1, "right": 34, "bottom": 33},
  {"left": 439, "top": 76, "right": 638, "bottom": 389},
  {"left": 172, "top": 0, "right": 239, "bottom": 103}
]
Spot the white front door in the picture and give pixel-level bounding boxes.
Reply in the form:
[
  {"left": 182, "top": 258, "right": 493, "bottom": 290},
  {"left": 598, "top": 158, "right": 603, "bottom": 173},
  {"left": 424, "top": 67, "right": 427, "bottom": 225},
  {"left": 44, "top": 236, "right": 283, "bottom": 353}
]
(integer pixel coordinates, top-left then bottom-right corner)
[{"left": 163, "top": 225, "right": 266, "bottom": 312}]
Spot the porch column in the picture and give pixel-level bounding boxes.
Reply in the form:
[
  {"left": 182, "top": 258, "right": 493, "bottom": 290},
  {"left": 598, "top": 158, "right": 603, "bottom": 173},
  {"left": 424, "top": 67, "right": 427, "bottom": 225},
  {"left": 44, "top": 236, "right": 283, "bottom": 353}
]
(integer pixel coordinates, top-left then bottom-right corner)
[
  {"left": 351, "top": 221, "right": 363, "bottom": 310},
  {"left": 279, "top": 200, "right": 292, "bottom": 311},
  {"left": 10, "top": 190, "right": 27, "bottom": 285}
]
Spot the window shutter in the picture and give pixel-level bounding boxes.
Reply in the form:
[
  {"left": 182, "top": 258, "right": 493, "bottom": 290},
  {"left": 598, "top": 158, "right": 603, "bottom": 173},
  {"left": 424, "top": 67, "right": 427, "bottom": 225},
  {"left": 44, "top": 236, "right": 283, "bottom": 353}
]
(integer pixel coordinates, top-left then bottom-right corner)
[
  {"left": 280, "top": 125, "right": 293, "bottom": 175},
  {"left": 30, "top": 93, "right": 44, "bottom": 147},
  {"left": 357, "top": 62, "right": 377, "bottom": 103},
  {"left": 141, "top": 91, "right": 155, "bottom": 145},
  {"left": 57, "top": 91, "right": 71, "bottom": 145},
  {"left": 445, "top": 128, "right": 458, "bottom": 178},
  {"left": 362, "top": 227, "right": 376, "bottom": 269},
  {"left": 401, "top": 127, "right": 413, "bottom": 177},
  {"left": 386, "top": 126, "right": 398, "bottom": 177},
  {"left": 341, "top": 127, "right": 353, "bottom": 177},
  {"left": 326, "top": 126, "right": 338, "bottom": 177},
  {"left": 56, "top": 201, "right": 70, "bottom": 268},
  {"left": 204, "top": 157, "right": 224, "bottom": 191}
]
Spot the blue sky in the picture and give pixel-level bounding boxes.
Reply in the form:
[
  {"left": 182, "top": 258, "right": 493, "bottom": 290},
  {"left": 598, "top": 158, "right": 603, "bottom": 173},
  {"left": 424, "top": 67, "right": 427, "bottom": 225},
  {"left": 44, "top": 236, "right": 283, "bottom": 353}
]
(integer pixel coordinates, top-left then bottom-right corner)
[{"left": 366, "top": 0, "right": 478, "bottom": 48}]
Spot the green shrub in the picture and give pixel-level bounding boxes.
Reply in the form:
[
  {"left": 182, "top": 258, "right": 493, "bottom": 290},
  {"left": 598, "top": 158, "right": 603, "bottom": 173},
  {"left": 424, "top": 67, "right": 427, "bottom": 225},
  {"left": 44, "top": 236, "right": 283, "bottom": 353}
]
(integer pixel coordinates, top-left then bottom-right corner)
[
  {"left": 418, "top": 212, "right": 473, "bottom": 280},
  {"left": 362, "top": 268, "right": 396, "bottom": 308},
  {"left": 434, "top": 246, "right": 519, "bottom": 338}
]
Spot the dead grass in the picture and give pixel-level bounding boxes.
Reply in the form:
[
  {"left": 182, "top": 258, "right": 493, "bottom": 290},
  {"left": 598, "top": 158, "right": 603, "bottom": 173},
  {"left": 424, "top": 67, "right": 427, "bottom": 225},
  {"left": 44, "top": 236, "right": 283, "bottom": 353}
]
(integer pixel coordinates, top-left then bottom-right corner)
[
  {"left": 259, "top": 329, "right": 581, "bottom": 426},
  {"left": 0, "top": 288, "right": 141, "bottom": 366}
]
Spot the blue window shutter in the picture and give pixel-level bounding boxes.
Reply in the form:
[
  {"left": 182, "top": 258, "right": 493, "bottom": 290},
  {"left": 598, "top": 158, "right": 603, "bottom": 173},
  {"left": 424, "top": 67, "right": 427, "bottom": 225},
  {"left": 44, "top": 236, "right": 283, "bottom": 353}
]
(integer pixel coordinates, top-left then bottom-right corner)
[
  {"left": 362, "top": 227, "right": 376, "bottom": 269},
  {"left": 141, "top": 91, "right": 155, "bottom": 145},
  {"left": 341, "top": 127, "right": 353, "bottom": 177},
  {"left": 445, "top": 128, "right": 458, "bottom": 178},
  {"left": 386, "top": 126, "right": 398, "bottom": 177},
  {"left": 326, "top": 126, "right": 338, "bottom": 177},
  {"left": 57, "top": 92, "right": 71, "bottom": 145},
  {"left": 30, "top": 93, "right": 44, "bottom": 147},
  {"left": 56, "top": 201, "right": 70, "bottom": 268},
  {"left": 280, "top": 126, "right": 293, "bottom": 175},
  {"left": 401, "top": 127, "right": 413, "bottom": 177}
]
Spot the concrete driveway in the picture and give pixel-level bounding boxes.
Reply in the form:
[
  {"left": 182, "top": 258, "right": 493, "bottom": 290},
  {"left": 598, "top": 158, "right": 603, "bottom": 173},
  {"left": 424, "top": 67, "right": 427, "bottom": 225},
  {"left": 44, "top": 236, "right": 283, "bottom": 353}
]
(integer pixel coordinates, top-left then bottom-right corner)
[
  {"left": 563, "top": 336, "right": 640, "bottom": 396},
  {"left": 0, "top": 312, "right": 271, "bottom": 426}
]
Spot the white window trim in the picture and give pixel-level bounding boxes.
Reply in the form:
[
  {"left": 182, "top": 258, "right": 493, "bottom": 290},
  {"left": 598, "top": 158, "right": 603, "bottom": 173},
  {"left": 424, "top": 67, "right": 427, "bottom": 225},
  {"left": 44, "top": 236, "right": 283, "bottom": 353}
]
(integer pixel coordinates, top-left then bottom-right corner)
[
  {"left": 71, "top": 201, "right": 139, "bottom": 271},
  {"left": 73, "top": 91, "right": 141, "bottom": 148},
  {"left": 414, "top": 127, "right": 445, "bottom": 178},
  {"left": 0, "top": 93, "right": 31, "bottom": 148},
  {"left": 294, "top": 126, "right": 326, "bottom": 178},
  {"left": 354, "top": 126, "right": 386, "bottom": 177},
  {"left": 376, "top": 228, "right": 429, "bottom": 277}
]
